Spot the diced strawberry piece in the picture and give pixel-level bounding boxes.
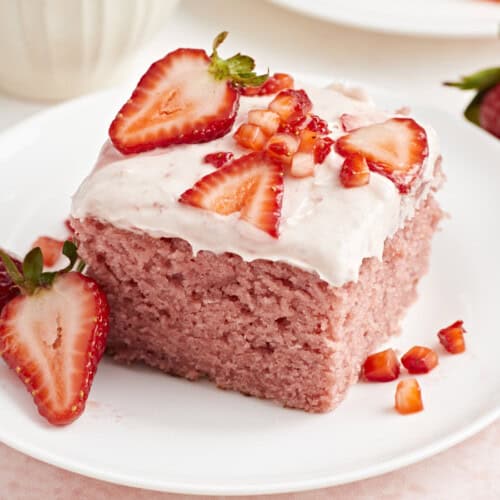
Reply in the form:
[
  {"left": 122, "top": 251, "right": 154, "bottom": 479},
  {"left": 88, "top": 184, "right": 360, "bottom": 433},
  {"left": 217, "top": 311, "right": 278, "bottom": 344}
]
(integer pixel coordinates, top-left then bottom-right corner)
[
  {"left": 395, "top": 379, "right": 424, "bottom": 415},
  {"left": 290, "top": 152, "right": 315, "bottom": 178},
  {"left": 335, "top": 118, "right": 429, "bottom": 194},
  {"left": 247, "top": 109, "right": 281, "bottom": 136},
  {"left": 401, "top": 346, "right": 439, "bottom": 374},
  {"left": 313, "top": 136, "right": 334, "bottom": 164},
  {"left": 179, "top": 152, "right": 284, "bottom": 238},
  {"left": 339, "top": 154, "right": 370, "bottom": 188},
  {"left": 438, "top": 320, "right": 466, "bottom": 354},
  {"left": 362, "top": 348, "right": 400, "bottom": 382},
  {"left": 241, "top": 73, "right": 294, "bottom": 96},
  {"left": 306, "top": 114, "right": 330, "bottom": 134},
  {"left": 277, "top": 115, "right": 308, "bottom": 135},
  {"left": 203, "top": 151, "right": 234, "bottom": 169},
  {"left": 298, "top": 129, "right": 318, "bottom": 153},
  {"left": 269, "top": 89, "right": 313, "bottom": 124},
  {"left": 340, "top": 112, "right": 388, "bottom": 132},
  {"left": 0, "top": 254, "right": 21, "bottom": 313},
  {"left": 234, "top": 123, "right": 267, "bottom": 151},
  {"left": 265, "top": 133, "right": 299, "bottom": 165},
  {"left": 31, "top": 236, "right": 64, "bottom": 267},
  {"left": 0, "top": 272, "right": 109, "bottom": 425}
]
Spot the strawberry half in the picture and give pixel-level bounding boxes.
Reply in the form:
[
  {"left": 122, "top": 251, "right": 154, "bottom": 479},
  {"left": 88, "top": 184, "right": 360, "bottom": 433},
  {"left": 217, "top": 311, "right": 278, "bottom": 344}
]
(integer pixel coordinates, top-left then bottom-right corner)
[
  {"left": 179, "top": 152, "right": 284, "bottom": 237},
  {"left": 109, "top": 32, "right": 268, "bottom": 154},
  {"left": 0, "top": 242, "right": 109, "bottom": 425},
  {"left": 335, "top": 118, "right": 429, "bottom": 194}
]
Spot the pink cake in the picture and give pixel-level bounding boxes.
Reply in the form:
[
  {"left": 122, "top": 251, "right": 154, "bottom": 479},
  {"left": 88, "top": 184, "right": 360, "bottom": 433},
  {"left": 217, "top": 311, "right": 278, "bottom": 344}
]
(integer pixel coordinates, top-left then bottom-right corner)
[{"left": 71, "top": 52, "right": 443, "bottom": 412}]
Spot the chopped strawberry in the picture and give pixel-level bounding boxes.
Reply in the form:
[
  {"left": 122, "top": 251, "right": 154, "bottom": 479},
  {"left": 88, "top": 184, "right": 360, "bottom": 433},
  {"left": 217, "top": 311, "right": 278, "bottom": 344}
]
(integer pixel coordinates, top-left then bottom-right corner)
[
  {"left": 0, "top": 243, "right": 109, "bottom": 425},
  {"left": 0, "top": 254, "right": 21, "bottom": 313},
  {"left": 298, "top": 129, "right": 319, "bottom": 153},
  {"left": 247, "top": 109, "right": 280, "bottom": 136},
  {"left": 306, "top": 114, "right": 330, "bottom": 134},
  {"left": 241, "top": 73, "right": 294, "bottom": 96},
  {"left": 313, "top": 136, "right": 334, "bottom": 164},
  {"left": 31, "top": 236, "right": 64, "bottom": 267},
  {"left": 395, "top": 379, "right": 424, "bottom": 415},
  {"left": 401, "top": 346, "right": 439, "bottom": 374},
  {"left": 234, "top": 123, "right": 267, "bottom": 151},
  {"left": 269, "top": 89, "right": 313, "bottom": 125},
  {"left": 340, "top": 154, "right": 370, "bottom": 188},
  {"left": 362, "top": 348, "right": 400, "bottom": 382},
  {"left": 290, "top": 152, "right": 315, "bottom": 178},
  {"left": 277, "top": 115, "right": 308, "bottom": 135},
  {"left": 203, "top": 151, "right": 234, "bottom": 169},
  {"left": 438, "top": 320, "right": 466, "bottom": 354},
  {"left": 265, "top": 133, "right": 299, "bottom": 165},
  {"left": 179, "top": 152, "right": 284, "bottom": 238},
  {"left": 340, "top": 112, "right": 388, "bottom": 132},
  {"left": 335, "top": 118, "right": 429, "bottom": 194},
  {"left": 109, "top": 32, "right": 267, "bottom": 154}
]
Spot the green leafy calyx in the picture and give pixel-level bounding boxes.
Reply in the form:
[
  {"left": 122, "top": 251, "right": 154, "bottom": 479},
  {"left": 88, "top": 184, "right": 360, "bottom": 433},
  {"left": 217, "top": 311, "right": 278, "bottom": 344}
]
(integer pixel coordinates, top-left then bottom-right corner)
[
  {"left": 444, "top": 67, "right": 500, "bottom": 126},
  {"left": 0, "top": 240, "right": 86, "bottom": 295},
  {"left": 208, "top": 31, "right": 268, "bottom": 88}
]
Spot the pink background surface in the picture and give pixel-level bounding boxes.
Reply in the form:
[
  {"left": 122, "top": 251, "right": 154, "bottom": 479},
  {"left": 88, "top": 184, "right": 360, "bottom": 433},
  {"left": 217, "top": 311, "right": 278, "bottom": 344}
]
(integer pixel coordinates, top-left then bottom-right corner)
[{"left": 1, "top": 420, "right": 499, "bottom": 500}]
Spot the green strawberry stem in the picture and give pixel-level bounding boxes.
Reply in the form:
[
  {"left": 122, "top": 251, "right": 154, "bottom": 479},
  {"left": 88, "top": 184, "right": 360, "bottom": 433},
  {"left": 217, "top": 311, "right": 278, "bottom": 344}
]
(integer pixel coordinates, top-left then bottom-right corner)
[
  {"left": 209, "top": 31, "right": 268, "bottom": 88},
  {"left": 0, "top": 240, "right": 86, "bottom": 296},
  {"left": 444, "top": 66, "right": 500, "bottom": 126}
]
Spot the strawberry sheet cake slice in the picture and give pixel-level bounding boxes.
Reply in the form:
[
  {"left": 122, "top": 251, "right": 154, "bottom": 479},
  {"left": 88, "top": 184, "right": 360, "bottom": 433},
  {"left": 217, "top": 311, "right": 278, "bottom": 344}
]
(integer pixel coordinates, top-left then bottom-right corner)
[{"left": 71, "top": 34, "right": 443, "bottom": 412}]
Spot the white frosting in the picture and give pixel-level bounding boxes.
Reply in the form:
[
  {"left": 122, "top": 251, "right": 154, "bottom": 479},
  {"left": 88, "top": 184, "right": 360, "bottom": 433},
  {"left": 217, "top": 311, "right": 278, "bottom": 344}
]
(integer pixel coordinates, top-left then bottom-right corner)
[{"left": 71, "top": 84, "right": 440, "bottom": 286}]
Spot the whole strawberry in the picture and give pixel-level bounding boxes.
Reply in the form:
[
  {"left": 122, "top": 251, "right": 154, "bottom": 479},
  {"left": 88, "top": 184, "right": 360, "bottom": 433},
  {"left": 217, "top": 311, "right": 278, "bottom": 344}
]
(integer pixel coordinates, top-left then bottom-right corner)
[
  {"left": 0, "top": 242, "right": 109, "bottom": 425},
  {"left": 445, "top": 67, "right": 500, "bottom": 139}
]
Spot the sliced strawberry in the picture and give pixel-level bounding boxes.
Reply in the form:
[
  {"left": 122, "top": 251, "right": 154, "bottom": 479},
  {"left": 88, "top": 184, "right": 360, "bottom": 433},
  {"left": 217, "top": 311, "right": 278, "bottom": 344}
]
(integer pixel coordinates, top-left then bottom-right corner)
[
  {"left": 241, "top": 73, "right": 294, "bottom": 96},
  {"left": 265, "top": 133, "right": 299, "bottom": 166},
  {"left": 339, "top": 154, "right": 370, "bottom": 188},
  {"left": 269, "top": 89, "right": 313, "bottom": 125},
  {"left": 179, "top": 152, "right": 284, "bottom": 237},
  {"left": 313, "top": 136, "right": 334, "bottom": 164},
  {"left": 234, "top": 123, "right": 267, "bottom": 151},
  {"left": 203, "top": 151, "right": 234, "bottom": 169},
  {"left": 0, "top": 254, "right": 21, "bottom": 313},
  {"left": 395, "top": 379, "right": 424, "bottom": 415},
  {"left": 401, "top": 346, "right": 439, "bottom": 374},
  {"left": 247, "top": 109, "right": 280, "bottom": 136},
  {"left": 109, "top": 32, "right": 267, "bottom": 154},
  {"left": 31, "top": 236, "right": 64, "bottom": 267},
  {"left": 362, "top": 348, "right": 400, "bottom": 382},
  {"left": 340, "top": 112, "right": 388, "bottom": 132},
  {"left": 438, "top": 320, "right": 466, "bottom": 354},
  {"left": 306, "top": 114, "right": 330, "bottom": 134},
  {"left": 335, "top": 118, "right": 429, "bottom": 194},
  {"left": 0, "top": 243, "right": 109, "bottom": 425},
  {"left": 290, "top": 152, "right": 315, "bottom": 178}
]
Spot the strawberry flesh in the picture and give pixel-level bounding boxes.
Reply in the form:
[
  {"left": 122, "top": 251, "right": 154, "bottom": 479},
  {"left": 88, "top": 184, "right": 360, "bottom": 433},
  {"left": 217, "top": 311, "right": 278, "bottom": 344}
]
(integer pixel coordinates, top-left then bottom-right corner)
[
  {"left": 362, "top": 348, "right": 400, "bottom": 382},
  {"left": 203, "top": 151, "right": 234, "bottom": 169},
  {"left": 269, "top": 89, "right": 313, "bottom": 125},
  {"left": 265, "top": 133, "right": 299, "bottom": 166},
  {"left": 313, "top": 136, "right": 334, "bottom": 164},
  {"left": 234, "top": 123, "right": 267, "bottom": 151},
  {"left": 340, "top": 154, "right": 370, "bottom": 188},
  {"left": 241, "top": 73, "right": 294, "bottom": 96},
  {"left": 401, "top": 345, "right": 438, "bottom": 374},
  {"left": 31, "top": 236, "right": 64, "bottom": 267},
  {"left": 395, "top": 379, "right": 424, "bottom": 415},
  {"left": 438, "top": 320, "right": 466, "bottom": 354},
  {"left": 306, "top": 114, "right": 330, "bottom": 134},
  {"left": 335, "top": 118, "right": 428, "bottom": 194},
  {"left": 0, "top": 272, "right": 109, "bottom": 425},
  {"left": 179, "top": 152, "right": 284, "bottom": 237}
]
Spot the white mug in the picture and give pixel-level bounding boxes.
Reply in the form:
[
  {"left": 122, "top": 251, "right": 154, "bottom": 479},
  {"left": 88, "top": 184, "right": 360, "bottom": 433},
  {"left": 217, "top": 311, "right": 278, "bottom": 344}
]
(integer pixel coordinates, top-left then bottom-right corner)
[{"left": 0, "top": 0, "right": 179, "bottom": 101}]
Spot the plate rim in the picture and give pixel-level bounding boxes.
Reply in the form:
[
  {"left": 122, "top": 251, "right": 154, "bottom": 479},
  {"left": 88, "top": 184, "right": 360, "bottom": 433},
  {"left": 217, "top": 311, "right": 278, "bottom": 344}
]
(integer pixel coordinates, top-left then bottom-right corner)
[{"left": 0, "top": 78, "right": 499, "bottom": 495}]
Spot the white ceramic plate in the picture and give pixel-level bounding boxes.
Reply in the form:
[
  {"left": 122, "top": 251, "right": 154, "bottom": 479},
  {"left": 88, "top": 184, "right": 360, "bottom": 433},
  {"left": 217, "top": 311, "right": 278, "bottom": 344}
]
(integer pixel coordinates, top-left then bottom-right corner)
[
  {"left": 270, "top": 0, "right": 500, "bottom": 38},
  {"left": 0, "top": 76, "right": 499, "bottom": 495}
]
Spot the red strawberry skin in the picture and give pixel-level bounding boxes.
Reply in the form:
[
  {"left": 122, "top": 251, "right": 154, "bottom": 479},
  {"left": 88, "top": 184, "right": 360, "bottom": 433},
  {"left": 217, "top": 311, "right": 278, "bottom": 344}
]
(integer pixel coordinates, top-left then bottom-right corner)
[
  {"left": 109, "top": 48, "right": 239, "bottom": 155},
  {"left": 0, "top": 256, "right": 21, "bottom": 313},
  {"left": 480, "top": 83, "right": 500, "bottom": 139},
  {"left": 0, "top": 273, "right": 109, "bottom": 425}
]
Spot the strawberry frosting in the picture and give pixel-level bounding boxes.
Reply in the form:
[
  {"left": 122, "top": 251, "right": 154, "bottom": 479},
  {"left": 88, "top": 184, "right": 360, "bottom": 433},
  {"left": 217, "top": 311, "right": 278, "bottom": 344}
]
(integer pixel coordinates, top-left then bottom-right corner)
[{"left": 71, "top": 84, "right": 441, "bottom": 287}]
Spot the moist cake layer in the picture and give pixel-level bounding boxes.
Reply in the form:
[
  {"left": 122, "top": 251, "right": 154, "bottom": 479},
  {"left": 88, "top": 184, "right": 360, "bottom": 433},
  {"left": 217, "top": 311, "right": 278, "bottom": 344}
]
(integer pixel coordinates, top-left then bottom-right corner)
[
  {"left": 71, "top": 84, "right": 441, "bottom": 286},
  {"left": 72, "top": 195, "right": 442, "bottom": 412}
]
